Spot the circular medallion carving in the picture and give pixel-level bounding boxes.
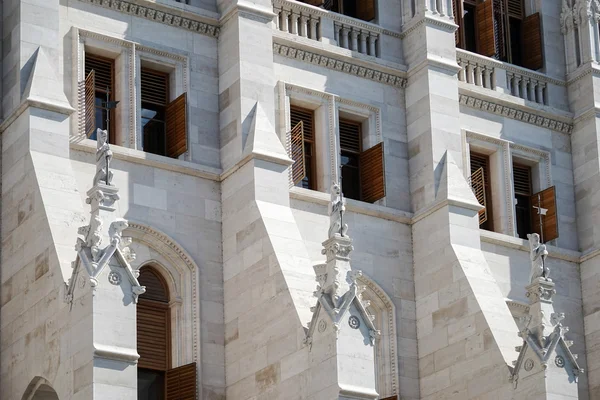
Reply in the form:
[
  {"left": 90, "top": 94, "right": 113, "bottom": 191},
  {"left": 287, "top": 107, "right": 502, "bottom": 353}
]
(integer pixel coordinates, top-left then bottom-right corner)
[
  {"left": 524, "top": 358, "right": 534, "bottom": 371},
  {"left": 318, "top": 319, "right": 327, "bottom": 333},
  {"left": 348, "top": 316, "right": 360, "bottom": 329},
  {"left": 108, "top": 271, "right": 121, "bottom": 285},
  {"left": 555, "top": 355, "right": 565, "bottom": 368}
]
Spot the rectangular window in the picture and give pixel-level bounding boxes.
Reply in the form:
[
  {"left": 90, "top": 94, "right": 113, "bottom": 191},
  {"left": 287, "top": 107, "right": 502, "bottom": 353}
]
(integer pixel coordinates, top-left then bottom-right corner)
[
  {"left": 290, "top": 106, "right": 316, "bottom": 190},
  {"left": 454, "top": 0, "right": 543, "bottom": 70},
  {"left": 320, "top": 0, "right": 376, "bottom": 21},
  {"left": 84, "top": 54, "right": 115, "bottom": 142},
  {"left": 140, "top": 68, "right": 188, "bottom": 159},
  {"left": 339, "top": 118, "right": 386, "bottom": 203},
  {"left": 513, "top": 162, "right": 532, "bottom": 239},
  {"left": 470, "top": 152, "right": 494, "bottom": 231}
]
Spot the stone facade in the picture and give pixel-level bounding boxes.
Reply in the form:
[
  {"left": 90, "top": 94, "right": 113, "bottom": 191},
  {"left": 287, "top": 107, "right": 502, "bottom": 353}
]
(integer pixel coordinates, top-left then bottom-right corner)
[{"left": 0, "top": 0, "right": 597, "bottom": 399}]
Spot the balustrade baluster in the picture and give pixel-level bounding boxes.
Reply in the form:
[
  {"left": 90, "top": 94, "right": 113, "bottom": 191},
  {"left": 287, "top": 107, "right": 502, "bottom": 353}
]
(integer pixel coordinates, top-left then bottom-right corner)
[
  {"left": 368, "top": 35, "right": 377, "bottom": 57},
  {"left": 350, "top": 30, "right": 359, "bottom": 51},
  {"left": 341, "top": 27, "right": 350, "bottom": 49},
  {"left": 519, "top": 78, "right": 527, "bottom": 100},
  {"left": 280, "top": 9, "right": 289, "bottom": 32},
  {"left": 310, "top": 19, "right": 319, "bottom": 40},
  {"left": 466, "top": 62, "right": 475, "bottom": 84},
  {"left": 528, "top": 80, "right": 536, "bottom": 102},
  {"left": 290, "top": 12, "right": 299, "bottom": 35},
  {"left": 474, "top": 64, "right": 482, "bottom": 87},
  {"left": 299, "top": 15, "right": 308, "bottom": 37},
  {"left": 511, "top": 75, "right": 519, "bottom": 97},
  {"left": 360, "top": 31, "right": 368, "bottom": 54},
  {"left": 483, "top": 67, "right": 492, "bottom": 89},
  {"left": 458, "top": 60, "right": 466, "bottom": 82}
]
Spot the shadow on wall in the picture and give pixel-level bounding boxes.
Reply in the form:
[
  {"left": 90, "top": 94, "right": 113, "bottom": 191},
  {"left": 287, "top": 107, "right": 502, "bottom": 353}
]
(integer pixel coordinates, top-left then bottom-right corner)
[{"left": 22, "top": 377, "right": 60, "bottom": 400}]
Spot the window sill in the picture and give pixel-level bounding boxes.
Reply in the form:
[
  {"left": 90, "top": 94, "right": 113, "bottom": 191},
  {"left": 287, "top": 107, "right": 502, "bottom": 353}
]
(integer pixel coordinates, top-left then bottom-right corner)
[
  {"left": 70, "top": 138, "right": 221, "bottom": 181},
  {"left": 290, "top": 186, "right": 412, "bottom": 224},
  {"left": 479, "top": 229, "right": 581, "bottom": 263}
]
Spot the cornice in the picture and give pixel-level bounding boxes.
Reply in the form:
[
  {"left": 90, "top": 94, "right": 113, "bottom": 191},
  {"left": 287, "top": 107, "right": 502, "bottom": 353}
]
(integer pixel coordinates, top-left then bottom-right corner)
[
  {"left": 75, "top": 0, "right": 220, "bottom": 38},
  {"left": 456, "top": 49, "right": 566, "bottom": 87},
  {"left": 459, "top": 91, "right": 573, "bottom": 134},
  {"left": 273, "top": 0, "right": 402, "bottom": 38},
  {"left": 273, "top": 41, "right": 407, "bottom": 88}
]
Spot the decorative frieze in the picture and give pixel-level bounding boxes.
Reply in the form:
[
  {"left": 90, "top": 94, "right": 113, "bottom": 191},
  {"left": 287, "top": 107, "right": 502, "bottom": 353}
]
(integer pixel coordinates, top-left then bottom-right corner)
[
  {"left": 273, "top": 42, "right": 407, "bottom": 88},
  {"left": 76, "top": 0, "right": 219, "bottom": 38},
  {"left": 459, "top": 94, "right": 573, "bottom": 134}
]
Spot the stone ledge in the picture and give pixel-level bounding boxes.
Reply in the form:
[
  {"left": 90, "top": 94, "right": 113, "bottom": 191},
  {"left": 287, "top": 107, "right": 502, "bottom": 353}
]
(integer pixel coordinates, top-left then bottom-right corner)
[
  {"left": 290, "top": 187, "right": 412, "bottom": 224},
  {"left": 70, "top": 138, "right": 221, "bottom": 181}
]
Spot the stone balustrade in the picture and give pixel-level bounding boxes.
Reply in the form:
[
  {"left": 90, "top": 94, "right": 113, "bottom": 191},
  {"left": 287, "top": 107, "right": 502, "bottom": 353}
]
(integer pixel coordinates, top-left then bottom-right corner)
[
  {"left": 273, "top": 1, "right": 321, "bottom": 41},
  {"left": 333, "top": 21, "right": 379, "bottom": 57},
  {"left": 457, "top": 49, "right": 550, "bottom": 106}
]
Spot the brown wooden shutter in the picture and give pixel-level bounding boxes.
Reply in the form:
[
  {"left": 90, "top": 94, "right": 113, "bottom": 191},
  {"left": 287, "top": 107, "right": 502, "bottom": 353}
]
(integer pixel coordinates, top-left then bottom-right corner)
[
  {"left": 453, "top": 0, "right": 463, "bottom": 47},
  {"left": 339, "top": 120, "right": 361, "bottom": 153},
  {"left": 522, "top": 12, "right": 543, "bottom": 71},
  {"left": 360, "top": 142, "right": 385, "bottom": 203},
  {"left": 84, "top": 70, "right": 96, "bottom": 138},
  {"left": 380, "top": 397, "right": 398, "bottom": 400},
  {"left": 166, "top": 362, "right": 197, "bottom": 400},
  {"left": 357, "top": 0, "right": 376, "bottom": 21},
  {"left": 137, "top": 300, "right": 170, "bottom": 371},
  {"left": 507, "top": 0, "right": 523, "bottom": 18},
  {"left": 141, "top": 69, "right": 169, "bottom": 105},
  {"left": 303, "top": 0, "right": 324, "bottom": 6},
  {"left": 476, "top": 0, "right": 496, "bottom": 57},
  {"left": 85, "top": 55, "right": 113, "bottom": 93},
  {"left": 530, "top": 186, "right": 558, "bottom": 242},
  {"left": 166, "top": 93, "right": 188, "bottom": 159},
  {"left": 470, "top": 167, "right": 488, "bottom": 225},
  {"left": 290, "top": 121, "right": 306, "bottom": 186}
]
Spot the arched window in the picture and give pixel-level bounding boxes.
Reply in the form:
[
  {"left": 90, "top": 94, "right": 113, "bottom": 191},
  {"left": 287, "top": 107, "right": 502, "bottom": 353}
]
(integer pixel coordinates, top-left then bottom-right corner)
[
  {"left": 136, "top": 265, "right": 198, "bottom": 400},
  {"left": 137, "top": 266, "right": 171, "bottom": 400}
]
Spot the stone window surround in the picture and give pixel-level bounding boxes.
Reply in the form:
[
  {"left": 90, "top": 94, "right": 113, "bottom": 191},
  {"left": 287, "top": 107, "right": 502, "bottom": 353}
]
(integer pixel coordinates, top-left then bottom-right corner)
[
  {"left": 72, "top": 27, "right": 191, "bottom": 161},
  {"left": 278, "top": 81, "right": 383, "bottom": 201},
  {"left": 462, "top": 130, "right": 552, "bottom": 239}
]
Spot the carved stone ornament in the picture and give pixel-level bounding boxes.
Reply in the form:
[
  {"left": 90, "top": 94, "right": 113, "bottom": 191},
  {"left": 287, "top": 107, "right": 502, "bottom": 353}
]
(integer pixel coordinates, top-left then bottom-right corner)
[
  {"left": 524, "top": 358, "right": 534, "bottom": 371},
  {"left": 527, "top": 233, "right": 550, "bottom": 284},
  {"left": 348, "top": 316, "right": 361, "bottom": 329},
  {"left": 561, "top": 0, "right": 575, "bottom": 33},
  {"left": 555, "top": 355, "right": 565, "bottom": 368},
  {"left": 328, "top": 183, "right": 348, "bottom": 238},
  {"left": 108, "top": 271, "right": 122, "bottom": 285},
  {"left": 526, "top": 282, "right": 557, "bottom": 303},
  {"left": 318, "top": 319, "right": 327, "bottom": 333}
]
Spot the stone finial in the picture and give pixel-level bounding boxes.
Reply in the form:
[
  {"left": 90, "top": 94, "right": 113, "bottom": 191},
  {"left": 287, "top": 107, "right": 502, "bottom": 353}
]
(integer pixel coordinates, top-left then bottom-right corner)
[
  {"left": 527, "top": 233, "right": 550, "bottom": 284},
  {"left": 328, "top": 183, "right": 348, "bottom": 238}
]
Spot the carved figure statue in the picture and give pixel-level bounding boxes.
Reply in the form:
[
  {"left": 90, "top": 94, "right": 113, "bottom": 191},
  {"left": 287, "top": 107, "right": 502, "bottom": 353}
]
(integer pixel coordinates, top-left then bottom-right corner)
[
  {"left": 109, "top": 218, "right": 129, "bottom": 244},
  {"left": 527, "top": 233, "right": 550, "bottom": 283},
  {"left": 93, "top": 129, "right": 113, "bottom": 186},
  {"left": 328, "top": 183, "right": 348, "bottom": 238}
]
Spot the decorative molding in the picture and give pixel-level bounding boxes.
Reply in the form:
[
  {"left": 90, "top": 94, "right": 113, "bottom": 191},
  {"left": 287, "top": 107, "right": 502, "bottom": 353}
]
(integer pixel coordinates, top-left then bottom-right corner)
[
  {"left": 272, "top": 0, "right": 402, "bottom": 38},
  {"left": 273, "top": 42, "right": 407, "bottom": 88},
  {"left": 75, "top": 0, "right": 219, "bottom": 38},
  {"left": 459, "top": 94, "right": 573, "bottom": 134},
  {"left": 400, "top": 13, "right": 457, "bottom": 39},
  {"left": 94, "top": 343, "right": 140, "bottom": 363}
]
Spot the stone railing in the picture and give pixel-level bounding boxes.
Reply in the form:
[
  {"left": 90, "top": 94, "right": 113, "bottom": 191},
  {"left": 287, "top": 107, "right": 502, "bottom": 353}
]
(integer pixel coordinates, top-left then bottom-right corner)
[
  {"left": 456, "top": 49, "right": 557, "bottom": 107},
  {"left": 272, "top": 0, "right": 397, "bottom": 60}
]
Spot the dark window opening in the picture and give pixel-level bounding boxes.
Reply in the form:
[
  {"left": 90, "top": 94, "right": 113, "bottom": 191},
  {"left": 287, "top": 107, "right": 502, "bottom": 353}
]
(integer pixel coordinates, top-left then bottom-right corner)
[
  {"left": 141, "top": 69, "right": 169, "bottom": 157},
  {"left": 303, "top": 0, "right": 376, "bottom": 22},
  {"left": 463, "top": 2, "right": 477, "bottom": 52},
  {"left": 85, "top": 54, "right": 115, "bottom": 142},
  {"left": 339, "top": 119, "right": 362, "bottom": 201},
  {"left": 513, "top": 163, "right": 532, "bottom": 239},
  {"left": 138, "top": 369, "right": 165, "bottom": 400}
]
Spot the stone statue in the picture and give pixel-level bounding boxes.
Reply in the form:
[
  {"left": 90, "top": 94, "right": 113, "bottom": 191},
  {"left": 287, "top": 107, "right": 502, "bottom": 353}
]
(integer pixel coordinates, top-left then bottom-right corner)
[
  {"left": 93, "top": 129, "right": 113, "bottom": 186},
  {"left": 328, "top": 183, "right": 348, "bottom": 238},
  {"left": 527, "top": 233, "right": 550, "bottom": 283}
]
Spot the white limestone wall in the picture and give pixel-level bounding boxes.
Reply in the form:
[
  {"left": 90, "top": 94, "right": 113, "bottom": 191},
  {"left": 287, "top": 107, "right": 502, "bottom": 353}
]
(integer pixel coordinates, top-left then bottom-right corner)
[
  {"left": 481, "top": 241, "right": 589, "bottom": 399},
  {"left": 273, "top": 59, "right": 410, "bottom": 212},
  {"left": 460, "top": 108, "right": 578, "bottom": 251},
  {"left": 59, "top": 1, "right": 220, "bottom": 167},
  {"left": 290, "top": 197, "right": 418, "bottom": 400},
  {"left": 69, "top": 147, "right": 226, "bottom": 399}
]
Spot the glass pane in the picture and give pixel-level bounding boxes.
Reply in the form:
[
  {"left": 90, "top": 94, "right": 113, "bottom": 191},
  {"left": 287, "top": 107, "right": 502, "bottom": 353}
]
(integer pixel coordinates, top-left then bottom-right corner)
[{"left": 138, "top": 369, "right": 164, "bottom": 400}]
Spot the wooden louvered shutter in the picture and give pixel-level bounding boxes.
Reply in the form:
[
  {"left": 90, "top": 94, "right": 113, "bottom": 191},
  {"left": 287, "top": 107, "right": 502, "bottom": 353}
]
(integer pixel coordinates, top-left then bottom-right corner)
[
  {"left": 530, "top": 186, "right": 558, "bottom": 242},
  {"left": 137, "top": 301, "right": 170, "bottom": 371},
  {"left": 522, "top": 12, "right": 543, "bottom": 71},
  {"left": 512, "top": 164, "right": 532, "bottom": 196},
  {"left": 290, "top": 121, "right": 306, "bottom": 186},
  {"left": 453, "top": 0, "right": 463, "bottom": 47},
  {"left": 166, "top": 362, "right": 197, "bottom": 400},
  {"left": 166, "top": 93, "right": 188, "bottom": 159},
  {"left": 476, "top": 0, "right": 496, "bottom": 57},
  {"left": 471, "top": 167, "right": 488, "bottom": 225},
  {"left": 357, "top": 0, "right": 376, "bottom": 21},
  {"left": 360, "top": 142, "right": 385, "bottom": 203},
  {"left": 339, "top": 120, "right": 361, "bottom": 154},
  {"left": 84, "top": 70, "right": 96, "bottom": 138}
]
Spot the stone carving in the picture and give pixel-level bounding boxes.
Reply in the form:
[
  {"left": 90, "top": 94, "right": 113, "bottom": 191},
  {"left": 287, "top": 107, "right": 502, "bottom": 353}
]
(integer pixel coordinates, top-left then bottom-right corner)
[
  {"left": 109, "top": 219, "right": 129, "bottom": 244},
  {"left": 524, "top": 358, "right": 534, "bottom": 371},
  {"left": 328, "top": 183, "right": 348, "bottom": 238},
  {"left": 348, "top": 315, "right": 360, "bottom": 329},
  {"left": 561, "top": 0, "right": 575, "bottom": 33},
  {"left": 93, "top": 129, "right": 114, "bottom": 187},
  {"left": 108, "top": 271, "right": 122, "bottom": 285},
  {"left": 555, "top": 355, "right": 565, "bottom": 367},
  {"left": 318, "top": 319, "right": 327, "bottom": 333},
  {"left": 528, "top": 233, "right": 550, "bottom": 283}
]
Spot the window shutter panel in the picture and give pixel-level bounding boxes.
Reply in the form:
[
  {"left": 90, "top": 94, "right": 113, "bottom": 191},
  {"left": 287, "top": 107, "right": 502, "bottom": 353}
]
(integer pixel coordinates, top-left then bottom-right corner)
[
  {"left": 470, "top": 167, "right": 488, "bottom": 225},
  {"left": 339, "top": 120, "right": 361, "bottom": 153},
  {"left": 85, "top": 70, "right": 96, "bottom": 138},
  {"left": 166, "top": 93, "right": 188, "bottom": 159},
  {"left": 476, "top": 0, "right": 496, "bottom": 57},
  {"left": 380, "top": 397, "right": 398, "bottom": 400},
  {"left": 357, "top": 0, "right": 376, "bottom": 21},
  {"left": 507, "top": 0, "right": 523, "bottom": 18},
  {"left": 453, "top": 0, "right": 463, "bottom": 47},
  {"left": 513, "top": 164, "right": 532, "bottom": 196},
  {"left": 303, "top": 0, "right": 324, "bottom": 6},
  {"left": 290, "top": 121, "right": 306, "bottom": 186},
  {"left": 137, "top": 300, "right": 170, "bottom": 371},
  {"left": 522, "top": 12, "right": 543, "bottom": 71},
  {"left": 360, "top": 142, "right": 385, "bottom": 203},
  {"left": 166, "top": 362, "right": 197, "bottom": 400},
  {"left": 530, "top": 186, "right": 558, "bottom": 242}
]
